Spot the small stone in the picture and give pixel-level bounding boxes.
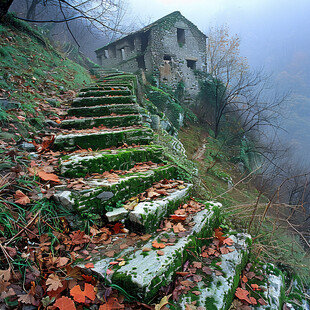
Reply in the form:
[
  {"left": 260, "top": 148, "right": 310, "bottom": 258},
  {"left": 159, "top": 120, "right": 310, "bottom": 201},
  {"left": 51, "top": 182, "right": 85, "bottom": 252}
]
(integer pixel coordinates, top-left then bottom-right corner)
[
  {"left": 96, "top": 191, "right": 114, "bottom": 201},
  {"left": 19, "top": 142, "right": 36, "bottom": 152}
]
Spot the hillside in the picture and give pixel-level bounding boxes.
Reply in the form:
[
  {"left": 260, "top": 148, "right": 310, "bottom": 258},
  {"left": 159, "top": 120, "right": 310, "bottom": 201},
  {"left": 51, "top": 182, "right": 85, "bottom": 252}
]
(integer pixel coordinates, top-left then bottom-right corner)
[{"left": 0, "top": 17, "right": 309, "bottom": 310}]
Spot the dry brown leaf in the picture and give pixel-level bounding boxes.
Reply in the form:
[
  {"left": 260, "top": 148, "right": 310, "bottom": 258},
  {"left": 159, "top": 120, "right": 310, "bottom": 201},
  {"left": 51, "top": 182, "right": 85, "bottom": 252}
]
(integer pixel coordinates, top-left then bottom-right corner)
[
  {"left": 54, "top": 296, "right": 76, "bottom": 310},
  {"left": 38, "top": 170, "right": 60, "bottom": 183},
  {"left": 14, "top": 190, "right": 30, "bottom": 205},
  {"left": 46, "top": 274, "right": 63, "bottom": 291}
]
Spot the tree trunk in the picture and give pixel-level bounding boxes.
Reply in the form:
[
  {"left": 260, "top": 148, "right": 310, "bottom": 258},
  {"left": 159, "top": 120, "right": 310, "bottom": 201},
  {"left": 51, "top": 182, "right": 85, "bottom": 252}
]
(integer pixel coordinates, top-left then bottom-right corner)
[{"left": 0, "top": 0, "right": 14, "bottom": 20}]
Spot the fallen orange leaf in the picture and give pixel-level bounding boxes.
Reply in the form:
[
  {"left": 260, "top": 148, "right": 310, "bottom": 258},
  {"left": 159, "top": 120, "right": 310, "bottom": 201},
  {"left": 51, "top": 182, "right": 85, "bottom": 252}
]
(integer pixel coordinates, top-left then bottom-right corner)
[
  {"left": 235, "top": 287, "right": 252, "bottom": 304},
  {"left": 152, "top": 240, "right": 166, "bottom": 249},
  {"left": 70, "top": 283, "right": 96, "bottom": 303},
  {"left": 54, "top": 296, "right": 76, "bottom": 310},
  {"left": 38, "top": 170, "right": 60, "bottom": 183},
  {"left": 84, "top": 263, "right": 94, "bottom": 269}
]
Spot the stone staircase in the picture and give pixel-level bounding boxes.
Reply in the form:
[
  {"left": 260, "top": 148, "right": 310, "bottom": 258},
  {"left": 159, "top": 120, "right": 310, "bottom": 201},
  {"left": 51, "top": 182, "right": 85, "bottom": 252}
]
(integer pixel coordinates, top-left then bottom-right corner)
[{"left": 52, "top": 72, "right": 288, "bottom": 309}]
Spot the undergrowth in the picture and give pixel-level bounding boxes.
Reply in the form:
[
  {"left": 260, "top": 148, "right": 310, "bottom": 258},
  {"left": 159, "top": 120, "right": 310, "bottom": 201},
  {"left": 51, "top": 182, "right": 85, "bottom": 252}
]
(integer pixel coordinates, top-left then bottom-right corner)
[{"left": 0, "top": 13, "right": 93, "bottom": 138}]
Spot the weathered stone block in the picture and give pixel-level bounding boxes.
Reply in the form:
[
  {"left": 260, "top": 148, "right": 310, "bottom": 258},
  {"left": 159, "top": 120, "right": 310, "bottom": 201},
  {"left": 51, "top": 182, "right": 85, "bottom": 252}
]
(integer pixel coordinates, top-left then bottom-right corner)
[
  {"left": 111, "top": 206, "right": 220, "bottom": 301},
  {"left": 60, "top": 145, "right": 165, "bottom": 178},
  {"left": 67, "top": 103, "right": 139, "bottom": 118},
  {"left": 53, "top": 127, "right": 153, "bottom": 151},
  {"left": 127, "top": 183, "right": 192, "bottom": 233},
  {"left": 60, "top": 164, "right": 178, "bottom": 213},
  {"left": 178, "top": 233, "right": 251, "bottom": 310},
  {"left": 78, "top": 89, "right": 132, "bottom": 97},
  {"left": 60, "top": 114, "right": 142, "bottom": 130},
  {"left": 72, "top": 95, "right": 136, "bottom": 107}
]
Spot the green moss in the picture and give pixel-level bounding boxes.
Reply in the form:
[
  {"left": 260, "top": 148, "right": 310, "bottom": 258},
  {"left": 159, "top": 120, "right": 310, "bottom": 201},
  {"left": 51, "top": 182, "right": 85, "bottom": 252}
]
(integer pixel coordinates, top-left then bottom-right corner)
[
  {"left": 72, "top": 165, "right": 178, "bottom": 214},
  {"left": 60, "top": 114, "right": 141, "bottom": 130},
  {"left": 61, "top": 145, "right": 165, "bottom": 178},
  {"left": 125, "top": 185, "right": 192, "bottom": 233},
  {"left": 54, "top": 127, "right": 153, "bottom": 151},
  {"left": 72, "top": 95, "right": 136, "bottom": 107},
  {"left": 78, "top": 89, "right": 132, "bottom": 97}
]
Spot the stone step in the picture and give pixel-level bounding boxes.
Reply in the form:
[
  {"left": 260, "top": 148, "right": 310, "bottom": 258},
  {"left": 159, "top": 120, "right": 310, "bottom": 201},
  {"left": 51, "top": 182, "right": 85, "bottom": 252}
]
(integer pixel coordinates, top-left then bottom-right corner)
[
  {"left": 78, "top": 89, "right": 132, "bottom": 97},
  {"left": 72, "top": 95, "right": 136, "bottom": 107},
  {"left": 53, "top": 127, "right": 153, "bottom": 151},
  {"left": 80, "top": 85, "right": 131, "bottom": 92},
  {"left": 178, "top": 233, "right": 251, "bottom": 310},
  {"left": 67, "top": 104, "right": 140, "bottom": 118},
  {"left": 54, "top": 164, "right": 178, "bottom": 213},
  {"left": 109, "top": 205, "right": 221, "bottom": 302},
  {"left": 249, "top": 264, "right": 284, "bottom": 310},
  {"left": 60, "top": 145, "right": 165, "bottom": 178},
  {"left": 124, "top": 183, "right": 193, "bottom": 233},
  {"left": 60, "top": 114, "right": 142, "bottom": 130}
]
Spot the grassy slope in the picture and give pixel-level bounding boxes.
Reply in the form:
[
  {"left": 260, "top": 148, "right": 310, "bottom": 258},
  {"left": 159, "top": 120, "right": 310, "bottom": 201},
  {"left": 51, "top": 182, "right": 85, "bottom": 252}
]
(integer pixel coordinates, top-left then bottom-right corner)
[
  {"left": 179, "top": 124, "right": 310, "bottom": 285},
  {"left": 0, "top": 14, "right": 93, "bottom": 140}
]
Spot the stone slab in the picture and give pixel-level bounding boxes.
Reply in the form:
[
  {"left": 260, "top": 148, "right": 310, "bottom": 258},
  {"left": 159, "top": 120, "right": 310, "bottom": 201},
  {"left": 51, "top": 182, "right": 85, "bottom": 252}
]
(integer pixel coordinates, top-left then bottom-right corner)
[
  {"left": 72, "top": 95, "right": 136, "bottom": 107},
  {"left": 127, "top": 183, "right": 192, "bottom": 233},
  {"left": 78, "top": 89, "right": 132, "bottom": 97},
  {"left": 60, "top": 145, "right": 164, "bottom": 178},
  {"left": 67, "top": 103, "right": 139, "bottom": 117},
  {"left": 178, "top": 233, "right": 251, "bottom": 310},
  {"left": 53, "top": 127, "right": 153, "bottom": 151},
  {"left": 60, "top": 114, "right": 142, "bottom": 130},
  {"left": 111, "top": 206, "right": 219, "bottom": 302},
  {"left": 58, "top": 164, "right": 178, "bottom": 213},
  {"left": 251, "top": 264, "right": 284, "bottom": 310}
]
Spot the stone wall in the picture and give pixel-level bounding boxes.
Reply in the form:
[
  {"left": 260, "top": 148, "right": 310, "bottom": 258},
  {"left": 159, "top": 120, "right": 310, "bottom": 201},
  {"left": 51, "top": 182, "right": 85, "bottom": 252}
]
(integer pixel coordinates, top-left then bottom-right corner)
[
  {"left": 95, "top": 12, "right": 206, "bottom": 100},
  {"left": 150, "top": 18, "right": 206, "bottom": 98}
]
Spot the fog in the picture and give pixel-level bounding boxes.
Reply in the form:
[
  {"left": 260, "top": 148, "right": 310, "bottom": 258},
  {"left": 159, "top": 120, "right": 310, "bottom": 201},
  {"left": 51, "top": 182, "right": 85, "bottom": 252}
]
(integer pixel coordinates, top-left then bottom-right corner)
[{"left": 127, "top": 0, "right": 310, "bottom": 163}]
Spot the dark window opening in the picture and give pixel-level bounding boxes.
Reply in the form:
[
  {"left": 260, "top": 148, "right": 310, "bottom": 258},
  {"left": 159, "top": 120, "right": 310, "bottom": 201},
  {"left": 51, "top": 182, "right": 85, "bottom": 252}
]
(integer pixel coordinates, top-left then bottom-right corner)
[
  {"left": 177, "top": 28, "right": 185, "bottom": 45},
  {"left": 137, "top": 55, "right": 146, "bottom": 70},
  {"left": 164, "top": 55, "right": 172, "bottom": 61},
  {"left": 120, "top": 48, "right": 126, "bottom": 60},
  {"left": 141, "top": 31, "right": 150, "bottom": 53},
  {"left": 109, "top": 46, "right": 116, "bottom": 58},
  {"left": 128, "top": 38, "right": 135, "bottom": 51},
  {"left": 186, "top": 59, "right": 196, "bottom": 70}
]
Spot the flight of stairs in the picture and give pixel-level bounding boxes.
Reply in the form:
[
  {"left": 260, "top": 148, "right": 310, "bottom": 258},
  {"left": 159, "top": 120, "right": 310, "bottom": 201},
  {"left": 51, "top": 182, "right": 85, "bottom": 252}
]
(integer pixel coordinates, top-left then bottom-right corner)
[{"left": 52, "top": 71, "right": 287, "bottom": 309}]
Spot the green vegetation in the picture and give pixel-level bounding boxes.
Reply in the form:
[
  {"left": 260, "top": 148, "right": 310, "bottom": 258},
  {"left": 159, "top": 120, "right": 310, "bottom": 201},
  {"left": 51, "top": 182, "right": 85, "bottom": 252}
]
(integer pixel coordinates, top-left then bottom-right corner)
[{"left": 0, "top": 13, "right": 92, "bottom": 137}]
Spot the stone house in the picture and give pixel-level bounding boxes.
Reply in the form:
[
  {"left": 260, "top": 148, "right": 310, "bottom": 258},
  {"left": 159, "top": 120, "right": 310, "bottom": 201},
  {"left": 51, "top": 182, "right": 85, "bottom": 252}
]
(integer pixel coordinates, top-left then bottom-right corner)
[{"left": 95, "top": 11, "right": 207, "bottom": 99}]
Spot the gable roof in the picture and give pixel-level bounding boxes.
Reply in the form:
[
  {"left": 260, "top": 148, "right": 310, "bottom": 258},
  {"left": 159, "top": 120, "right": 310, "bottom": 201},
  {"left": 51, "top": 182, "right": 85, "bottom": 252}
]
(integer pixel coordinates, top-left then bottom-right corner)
[{"left": 95, "top": 11, "right": 206, "bottom": 53}]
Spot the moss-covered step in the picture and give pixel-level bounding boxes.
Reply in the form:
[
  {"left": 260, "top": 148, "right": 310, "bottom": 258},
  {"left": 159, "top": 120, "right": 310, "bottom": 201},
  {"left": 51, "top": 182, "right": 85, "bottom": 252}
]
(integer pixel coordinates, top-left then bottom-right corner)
[
  {"left": 56, "top": 164, "right": 178, "bottom": 213},
  {"left": 80, "top": 85, "right": 131, "bottom": 92},
  {"left": 67, "top": 104, "right": 140, "bottom": 118},
  {"left": 60, "top": 145, "right": 165, "bottom": 178},
  {"left": 125, "top": 183, "right": 193, "bottom": 233},
  {"left": 78, "top": 89, "right": 132, "bottom": 97},
  {"left": 72, "top": 95, "right": 136, "bottom": 107},
  {"left": 110, "top": 205, "right": 221, "bottom": 302},
  {"left": 284, "top": 274, "right": 310, "bottom": 310},
  {"left": 249, "top": 264, "right": 285, "bottom": 310},
  {"left": 60, "top": 114, "right": 142, "bottom": 130},
  {"left": 53, "top": 127, "right": 153, "bottom": 151},
  {"left": 178, "top": 233, "right": 251, "bottom": 310}
]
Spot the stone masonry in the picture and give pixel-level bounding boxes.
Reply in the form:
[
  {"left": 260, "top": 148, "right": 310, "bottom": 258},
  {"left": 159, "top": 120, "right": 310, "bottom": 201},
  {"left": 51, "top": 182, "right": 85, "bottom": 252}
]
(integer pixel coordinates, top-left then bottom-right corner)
[{"left": 95, "top": 11, "right": 206, "bottom": 99}]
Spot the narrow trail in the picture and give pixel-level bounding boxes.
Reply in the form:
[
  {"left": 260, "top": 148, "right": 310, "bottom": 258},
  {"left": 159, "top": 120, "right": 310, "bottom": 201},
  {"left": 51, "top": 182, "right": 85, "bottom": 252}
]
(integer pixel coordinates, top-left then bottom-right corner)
[{"left": 192, "top": 138, "right": 207, "bottom": 161}]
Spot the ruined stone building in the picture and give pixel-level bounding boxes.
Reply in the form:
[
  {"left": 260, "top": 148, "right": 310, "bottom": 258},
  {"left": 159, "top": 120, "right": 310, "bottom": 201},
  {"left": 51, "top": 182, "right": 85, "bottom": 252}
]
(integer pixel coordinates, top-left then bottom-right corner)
[{"left": 95, "top": 11, "right": 206, "bottom": 99}]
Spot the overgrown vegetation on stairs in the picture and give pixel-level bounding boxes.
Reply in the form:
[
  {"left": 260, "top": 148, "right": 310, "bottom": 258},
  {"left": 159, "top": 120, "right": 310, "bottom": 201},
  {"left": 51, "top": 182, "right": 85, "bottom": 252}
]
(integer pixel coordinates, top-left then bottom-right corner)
[{"left": 0, "top": 18, "right": 308, "bottom": 310}]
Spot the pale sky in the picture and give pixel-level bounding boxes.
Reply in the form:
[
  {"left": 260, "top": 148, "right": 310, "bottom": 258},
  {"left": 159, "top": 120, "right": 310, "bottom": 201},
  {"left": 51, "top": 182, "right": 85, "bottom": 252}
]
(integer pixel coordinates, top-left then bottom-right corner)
[{"left": 127, "top": 0, "right": 310, "bottom": 72}]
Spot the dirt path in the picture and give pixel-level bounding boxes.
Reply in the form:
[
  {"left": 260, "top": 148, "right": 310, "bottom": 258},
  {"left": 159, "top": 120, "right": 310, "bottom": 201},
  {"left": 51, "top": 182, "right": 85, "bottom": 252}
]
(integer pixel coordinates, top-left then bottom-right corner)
[{"left": 192, "top": 138, "right": 207, "bottom": 161}]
